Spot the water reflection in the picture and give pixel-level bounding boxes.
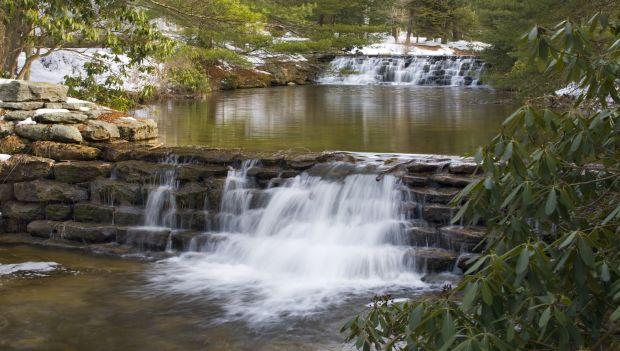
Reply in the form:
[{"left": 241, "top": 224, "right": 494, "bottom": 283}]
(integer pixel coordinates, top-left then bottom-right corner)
[{"left": 143, "top": 85, "right": 514, "bottom": 155}]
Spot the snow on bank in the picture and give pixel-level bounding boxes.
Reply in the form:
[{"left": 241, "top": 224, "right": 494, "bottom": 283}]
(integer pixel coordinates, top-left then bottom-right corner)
[
  {"left": 0, "top": 154, "right": 11, "bottom": 162},
  {"left": 17, "top": 49, "right": 163, "bottom": 92},
  {"left": 351, "top": 35, "right": 489, "bottom": 56},
  {"left": 0, "top": 262, "right": 60, "bottom": 276}
]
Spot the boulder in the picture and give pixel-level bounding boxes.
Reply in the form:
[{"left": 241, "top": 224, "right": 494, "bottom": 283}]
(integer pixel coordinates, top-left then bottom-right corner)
[
  {"left": 27, "top": 220, "right": 62, "bottom": 238},
  {"left": 90, "top": 179, "right": 142, "bottom": 205},
  {"left": 431, "top": 174, "right": 478, "bottom": 188},
  {"left": 0, "top": 154, "right": 54, "bottom": 182},
  {"left": 0, "top": 135, "right": 29, "bottom": 154},
  {"left": 60, "top": 221, "right": 117, "bottom": 243},
  {"left": 0, "top": 80, "right": 67, "bottom": 102},
  {"left": 115, "top": 119, "right": 158, "bottom": 141},
  {"left": 422, "top": 203, "right": 455, "bottom": 223},
  {"left": 34, "top": 111, "right": 88, "bottom": 124},
  {"left": 410, "top": 187, "right": 461, "bottom": 204},
  {"left": 1, "top": 201, "right": 45, "bottom": 221},
  {"left": 439, "top": 226, "right": 485, "bottom": 252},
  {"left": 403, "top": 247, "right": 458, "bottom": 273},
  {"left": 80, "top": 120, "right": 120, "bottom": 141},
  {"left": 0, "top": 101, "right": 45, "bottom": 110},
  {"left": 53, "top": 161, "right": 111, "bottom": 183},
  {"left": 116, "top": 227, "right": 170, "bottom": 251},
  {"left": 31, "top": 141, "right": 101, "bottom": 160},
  {"left": 45, "top": 204, "right": 73, "bottom": 220},
  {"left": 73, "top": 203, "right": 114, "bottom": 223},
  {"left": 14, "top": 179, "right": 88, "bottom": 203},
  {"left": 5, "top": 110, "right": 35, "bottom": 121},
  {"left": 15, "top": 124, "right": 83, "bottom": 143}
]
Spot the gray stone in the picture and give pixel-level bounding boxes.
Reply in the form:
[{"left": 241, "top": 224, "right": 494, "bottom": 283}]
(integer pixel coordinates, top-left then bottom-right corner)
[
  {"left": 60, "top": 221, "right": 117, "bottom": 243},
  {"left": 176, "top": 182, "right": 209, "bottom": 210},
  {"left": 410, "top": 187, "right": 461, "bottom": 204},
  {"left": 113, "top": 160, "right": 172, "bottom": 183},
  {"left": 45, "top": 204, "right": 73, "bottom": 220},
  {"left": 117, "top": 227, "right": 170, "bottom": 251},
  {"left": 0, "top": 154, "right": 54, "bottom": 182},
  {"left": 31, "top": 141, "right": 100, "bottom": 161},
  {"left": 34, "top": 111, "right": 88, "bottom": 124},
  {"left": 5, "top": 110, "right": 35, "bottom": 121},
  {"left": 247, "top": 166, "right": 280, "bottom": 180},
  {"left": 0, "top": 120, "right": 14, "bottom": 137},
  {"left": 0, "top": 101, "right": 44, "bottom": 110},
  {"left": 402, "top": 175, "right": 428, "bottom": 187},
  {"left": 175, "top": 210, "right": 209, "bottom": 231},
  {"left": 80, "top": 120, "right": 120, "bottom": 141},
  {"left": 15, "top": 124, "right": 83, "bottom": 143},
  {"left": 176, "top": 163, "right": 229, "bottom": 181},
  {"left": 83, "top": 109, "right": 109, "bottom": 119},
  {"left": 287, "top": 155, "right": 318, "bottom": 170},
  {"left": 403, "top": 247, "right": 458, "bottom": 273},
  {"left": 113, "top": 206, "right": 144, "bottom": 226},
  {"left": 27, "top": 220, "right": 62, "bottom": 238},
  {"left": 405, "top": 226, "right": 440, "bottom": 246},
  {"left": 171, "top": 231, "right": 226, "bottom": 251},
  {"left": 0, "top": 80, "right": 67, "bottom": 102},
  {"left": 44, "top": 102, "right": 64, "bottom": 109},
  {"left": 407, "top": 161, "right": 445, "bottom": 173},
  {"left": 0, "top": 183, "right": 13, "bottom": 202},
  {"left": 73, "top": 203, "right": 114, "bottom": 223},
  {"left": 448, "top": 162, "right": 481, "bottom": 174},
  {"left": 422, "top": 203, "right": 456, "bottom": 223},
  {"left": 14, "top": 179, "right": 88, "bottom": 203},
  {"left": 431, "top": 174, "right": 478, "bottom": 188},
  {"left": 90, "top": 179, "right": 142, "bottom": 205},
  {"left": 439, "top": 226, "right": 485, "bottom": 252},
  {"left": 1, "top": 201, "right": 44, "bottom": 221},
  {"left": 53, "top": 161, "right": 111, "bottom": 183},
  {"left": 116, "top": 119, "right": 158, "bottom": 141},
  {"left": 62, "top": 100, "right": 97, "bottom": 110}
]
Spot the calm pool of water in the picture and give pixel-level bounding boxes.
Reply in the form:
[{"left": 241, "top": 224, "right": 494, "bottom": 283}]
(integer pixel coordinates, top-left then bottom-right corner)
[{"left": 142, "top": 85, "right": 515, "bottom": 155}]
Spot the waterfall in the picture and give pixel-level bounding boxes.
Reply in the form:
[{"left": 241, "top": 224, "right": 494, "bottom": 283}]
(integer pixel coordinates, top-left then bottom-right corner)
[
  {"left": 148, "top": 160, "right": 431, "bottom": 322},
  {"left": 318, "top": 55, "right": 484, "bottom": 86},
  {"left": 143, "top": 166, "right": 178, "bottom": 228}
]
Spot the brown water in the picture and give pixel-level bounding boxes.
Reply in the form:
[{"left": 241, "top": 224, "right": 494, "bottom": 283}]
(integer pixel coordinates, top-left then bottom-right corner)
[
  {"left": 143, "top": 85, "right": 515, "bottom": 155},
  {"left": 0, "top": 245, "right": 382, "bottom": 351}
]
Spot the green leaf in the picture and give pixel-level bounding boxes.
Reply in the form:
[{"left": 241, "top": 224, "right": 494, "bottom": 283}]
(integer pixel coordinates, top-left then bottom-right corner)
[
  {"left": 610, "top": 306, "right": 620, "bottom": 322},
  {"left": 577, "top": 238, "right": 595, "bottom": 267},
  {"left": 545, "top": 188, "right": 557, "bottom": 215},
  {"left": 441, "top": 312, "right": 456, "bottom": 344},
  {"left": 481, "top": 281, "right": 493, "bottom": 305},
  {"left": 539, "top": 307, "right": 551, "bottom": 329},
  {"left": 558, "top": 231, "right": 577, "bottom": 249},
  {"left": 516, "top": 247, "right": 530, "bottom": 275}
]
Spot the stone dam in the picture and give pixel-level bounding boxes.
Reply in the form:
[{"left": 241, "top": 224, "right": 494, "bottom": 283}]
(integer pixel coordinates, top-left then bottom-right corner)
[{"left": 0, "top": 80, "right": 485, "bottom": 277}]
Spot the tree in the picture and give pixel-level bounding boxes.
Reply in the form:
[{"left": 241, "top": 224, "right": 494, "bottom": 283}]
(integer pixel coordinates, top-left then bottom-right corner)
[
  {"left": 0, "top": 0, "right": 173, "bottom": 79},
  {"left": 343, "top": 14, "right": 620, "bottom": 350}
]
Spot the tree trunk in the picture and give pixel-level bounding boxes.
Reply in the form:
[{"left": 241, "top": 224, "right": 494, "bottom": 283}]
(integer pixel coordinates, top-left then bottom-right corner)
[
  {"left": 0, "top": 6, "right": 32, "bottom": 79},
  {"left": 405, "top": 9, "right": 414, "bottom": 45},
  {"left": 318, "top": 14, "right": 324, "bottom": 26}
]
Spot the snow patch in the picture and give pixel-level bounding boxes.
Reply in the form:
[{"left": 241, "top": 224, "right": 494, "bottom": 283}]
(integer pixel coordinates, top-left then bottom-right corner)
[
  {"left": 119, "top": 116, "right": 137, "bottom": 122},
  {"left": 35, "top": 108, "right": 70, "bottom": 115},
  {"left": 0, "top": 261, "right": 60, "bottom": 276},
  {"left": 349, "top": 35, "right": 488, "bottom": 56},
  {"left": 17, "top": 117, "right": 36, "bottom": 125},
  {"left": 0, "top": 154, "right": 11, "bottom": 162}
]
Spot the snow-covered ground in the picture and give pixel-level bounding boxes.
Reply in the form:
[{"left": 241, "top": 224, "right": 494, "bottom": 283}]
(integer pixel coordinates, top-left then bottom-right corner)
[
  {"left": 0, "top": 261, "right": 60, "bottom": 276},
  {"left": 350, "top": 34, "right": 489, "bottom": 56},
  {"left": 17, "top": 48, "right": 163, "bottom": 92}
]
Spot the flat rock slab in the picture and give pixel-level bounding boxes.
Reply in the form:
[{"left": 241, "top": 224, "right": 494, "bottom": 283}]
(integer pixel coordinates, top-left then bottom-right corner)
[
  {"left": 115, "top": 119, "right": 158, "bottom": 141},
  {"left": 0, "top": 80, "right": 67, "bottom": 102},
  {"left": 27, "top": 219, "right": 62, "bottom": 238},
  {"left": 31, "top": 141, "right": 101, "bottom": 160},
  {"left": 422, "top": 203, "right": 456, "bottom": 223},
  {"left": 80, "top": 120, "right": 120, "bottom": 141},
  {"left": 15, "top": 124, "right": 83, "bottom": 143},
  {"left": 90, "top": 179, "right": 142, "bottom": 205},
  {"left": 45, "top": 203, "right": 73, "bottom": 221},
  {"left": 14, "top": 179, "right": 88, "bottom": 203},
  {"left": 117, "top": 227, "right": 170, "bottom": 251},
  {"left": 1, "top": 201, "right": 45, "bottom": 221},
  {"left": 439, "top": 225, "right": 485, "bottom": 252},
  {"left": 431, "top": 174, "right": 478, "bottom": 188},
  {"left": 53, "top": 160, "right": 112, "bottom": 183},
  {"left": 34, "top": 111, "right": 88, "bottom": 124},
  {"left": 410, "top": 187, "right": 461, "bottom": 204},
  {"left": 0, "top": 154, "right": 54, "bottom": 182},
  {"left": 73, "top": 203, "right": 115, "bottom": 223},
  {"left": 0, "top": 101, "right": 45, "bottom": 110},
  {"left": 60, "top": 221, "right": 117, "bottom": 243},
  {"left": 4, "top": 110, "right": 35, "bottom": 121},
  {"left": 403, "top": 247, "right": 458, "bottom": 273},
  {"left": 0, "top": 120, "right": 15, "bottom": 138}
]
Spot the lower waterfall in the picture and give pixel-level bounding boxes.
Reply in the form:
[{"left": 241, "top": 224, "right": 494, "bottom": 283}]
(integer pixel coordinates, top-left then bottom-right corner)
[
  {"left": 318, "top": 55, "right": 484, "bottom": 86},
  {"left": 148, "top": 160, "right": 432, "bottom": 323}
]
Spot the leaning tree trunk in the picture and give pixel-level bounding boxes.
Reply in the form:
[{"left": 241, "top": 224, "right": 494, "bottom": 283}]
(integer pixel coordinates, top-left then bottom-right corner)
[{"left": 0, "top": 6, "right": 32, "bottom": 79}]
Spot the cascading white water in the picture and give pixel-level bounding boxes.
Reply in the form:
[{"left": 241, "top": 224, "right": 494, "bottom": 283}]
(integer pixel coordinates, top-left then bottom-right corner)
[
  {"left": 149, "top": 160, "right": 429, "bottom": 323},
  {"left": 318, "top": 55, "right": 484, "bottom": 86},
  {"left": 143, "top": 166, "right": 178, "bottom": 228}
]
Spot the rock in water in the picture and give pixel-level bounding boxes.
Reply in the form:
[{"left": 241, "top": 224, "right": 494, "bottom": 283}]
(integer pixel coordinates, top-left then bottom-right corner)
[{"left": 0, "top": 80, "right": 67, "bottom": 102}]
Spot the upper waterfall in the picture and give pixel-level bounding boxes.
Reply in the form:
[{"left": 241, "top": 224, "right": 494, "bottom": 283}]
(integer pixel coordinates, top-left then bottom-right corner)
[{"left": 318, "top": 55, "right": 485, "bottom": 86}]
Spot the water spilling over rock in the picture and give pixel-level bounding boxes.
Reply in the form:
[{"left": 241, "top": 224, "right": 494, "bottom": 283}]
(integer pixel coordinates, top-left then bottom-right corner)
[{"left": 319, "top": 55, "right": 484, "bottom": 86}]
